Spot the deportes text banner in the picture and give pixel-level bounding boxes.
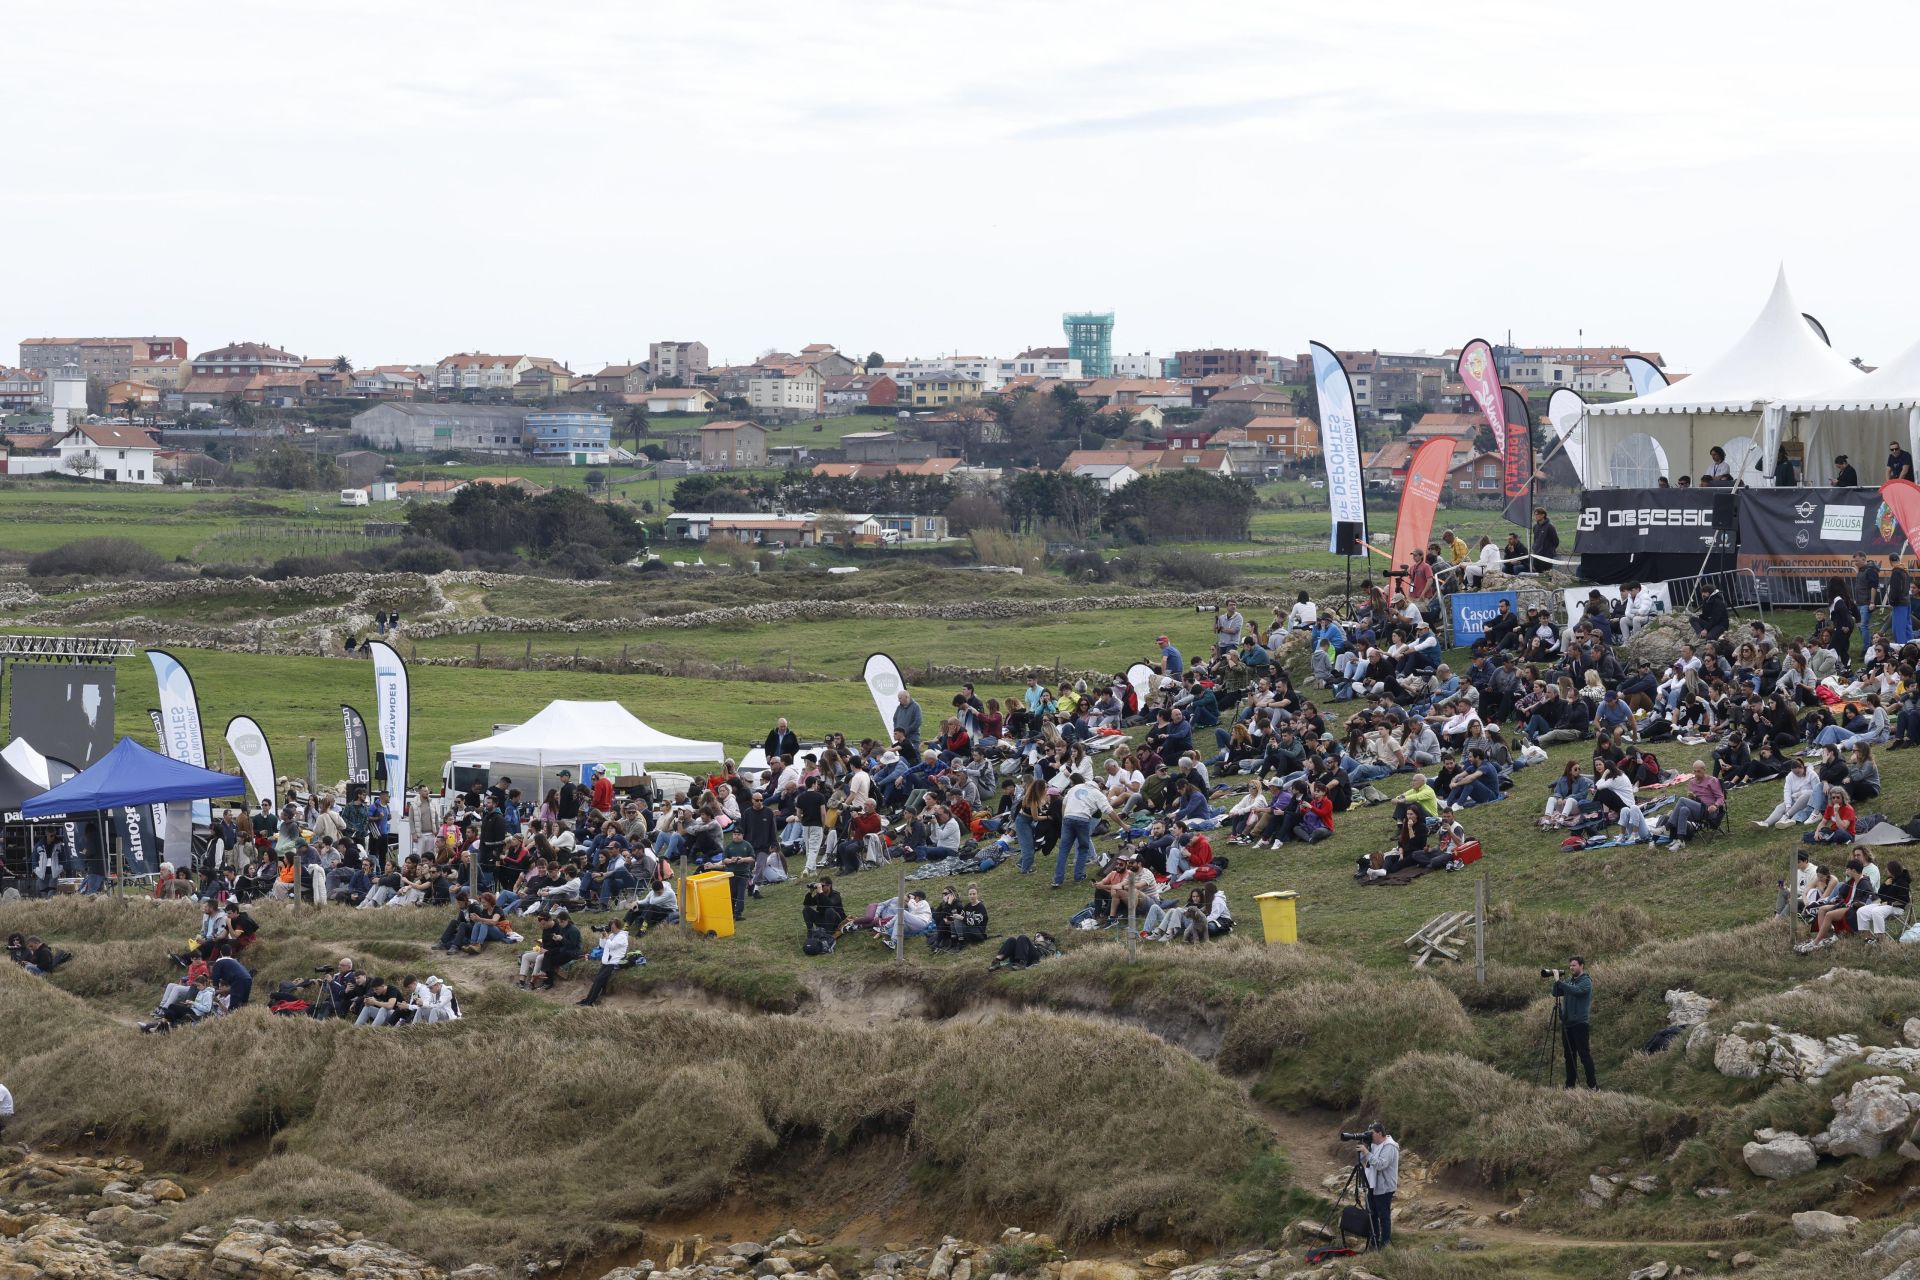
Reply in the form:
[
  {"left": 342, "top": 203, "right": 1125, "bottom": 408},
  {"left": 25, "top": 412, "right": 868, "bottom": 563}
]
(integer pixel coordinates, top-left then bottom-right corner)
[
  {"left": 1309, "top": 342, "right": 1367, "bottom": 553},
  {"left": 1449, "top": 591, "right": 1518, "bottom": 645},
  {"left": 1499, "top": 384, "right": 1536, "bottom": 526},
  {"left": 1457, "top": 339, "right": 1524, "bottom": 516},
  {"left": 146, "top": 650, "right": 210, "bottom": 824}
]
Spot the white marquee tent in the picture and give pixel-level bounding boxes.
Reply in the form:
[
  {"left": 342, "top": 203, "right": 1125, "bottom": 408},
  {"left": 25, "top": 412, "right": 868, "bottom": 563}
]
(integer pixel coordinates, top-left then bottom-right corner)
[
  {"left": 1580, "top": 269, "right": 1862, "bottom": 487},
  {"left": 1776, "top": 336, "right": 1920, "bottom": 486},
  {"left": 449, "top": 700, "right": 725, "bottom": 770}
]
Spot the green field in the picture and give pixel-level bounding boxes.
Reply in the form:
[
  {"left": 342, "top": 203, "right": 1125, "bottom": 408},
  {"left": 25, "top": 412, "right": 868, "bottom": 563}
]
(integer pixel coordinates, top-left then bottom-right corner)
[{"left": 0, "top": 485, "right": 378, "bottom": 558}]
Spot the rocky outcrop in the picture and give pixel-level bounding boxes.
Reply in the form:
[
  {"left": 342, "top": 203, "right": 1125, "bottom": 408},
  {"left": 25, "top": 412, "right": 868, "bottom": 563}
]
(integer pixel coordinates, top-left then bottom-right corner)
[
  {"left": 1816, "top": 1076, "right": 1920, "bottom": 1159},
  {"left": 1743, "top": 1130, "right": 1818, "bottom": 1180},
  {"left": 1792, "top": 1210, "right": 1861, "bottom": 1240},
  {"left": 1664, "top": 989, "right": 1715, "bottom": 1026}
]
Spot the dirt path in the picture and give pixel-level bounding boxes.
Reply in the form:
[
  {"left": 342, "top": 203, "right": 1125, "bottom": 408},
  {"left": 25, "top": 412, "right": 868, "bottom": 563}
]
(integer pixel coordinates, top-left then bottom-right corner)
[{"left": 1248, "top": 1095, "right": 1730, "bottom": 1252}]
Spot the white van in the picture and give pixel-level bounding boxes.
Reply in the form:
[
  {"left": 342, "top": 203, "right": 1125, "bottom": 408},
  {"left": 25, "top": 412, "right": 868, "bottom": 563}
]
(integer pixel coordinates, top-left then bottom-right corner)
[{"left": 339, "top": 488, "right": 370, "bottom": 507}]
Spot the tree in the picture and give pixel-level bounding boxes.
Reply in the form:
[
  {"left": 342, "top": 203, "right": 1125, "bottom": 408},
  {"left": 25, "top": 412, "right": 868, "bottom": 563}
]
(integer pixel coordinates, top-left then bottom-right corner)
[
  {"left": 654, "top": 374, "right": 684, "bottom": 389},
  {"left": 333, "top": 355, "right": 353, "bottom": 373},
  {"left": 622, "top": 404, "right": 651, "bottom": 452},
  {"left": 224, "top": 394, "right": 256, "bottom": 428},
  {"left": 1106, "top": 471, "right": 1254, "bottom": 543},
  {"left": 584, "top": 469, "right": 608, "bottom": 494},
  {"left": 62, "top": 450, "right": 96, "bottom": 478},
  {"left": 256, "top": 441, "right": 340, "bottom": 490},
  {"left": 114, "top": 398, "right": 141, "bottom": 424},
  {"left": 1004, "top": 471, "right": 1102, "bottom": 540},
  {"left": 84, "top": 375, "right": 109, "bottom": 417},
  {"left": 865, "top": 351, "right": 884, "bottom": 370}
]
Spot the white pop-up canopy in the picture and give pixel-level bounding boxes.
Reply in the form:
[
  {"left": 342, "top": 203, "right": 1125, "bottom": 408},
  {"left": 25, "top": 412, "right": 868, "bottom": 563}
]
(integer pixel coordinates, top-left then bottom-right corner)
[
  {"left": 1581, "top": 268, "right": 1862, "bottom": 487},
  {"left": 449, "top": 700, "right": 725, "bottom": 768},
  {"left": 1776, "top": 336, "right": 1920, "bottom": 486}
]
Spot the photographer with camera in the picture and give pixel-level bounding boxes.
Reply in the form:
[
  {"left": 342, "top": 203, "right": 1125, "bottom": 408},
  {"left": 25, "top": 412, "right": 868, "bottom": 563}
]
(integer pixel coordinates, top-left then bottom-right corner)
[
  {"left": 576, "top": 918, "right": 632, "bottom": 1007},
  {"left": 1352, "top": 1122, "right": 1398, "bottom": 1249},
  {"left": 1547, "top": 957, "right": 1597, "bottom": 1089}
]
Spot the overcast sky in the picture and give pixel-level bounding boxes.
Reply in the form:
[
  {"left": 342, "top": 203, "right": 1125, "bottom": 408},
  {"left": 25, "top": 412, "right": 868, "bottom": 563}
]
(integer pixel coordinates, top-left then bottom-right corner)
[{"left": 7, "top": 1, "right": 1920, "bottom": 374}]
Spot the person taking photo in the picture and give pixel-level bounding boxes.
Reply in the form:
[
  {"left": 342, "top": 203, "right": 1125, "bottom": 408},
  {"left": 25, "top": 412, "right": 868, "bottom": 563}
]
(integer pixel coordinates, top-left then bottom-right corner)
[
  {"left": 1359, "top": 1122, "right": 1399, "bottom": 1250},
  {"left": 1553, "top": 957, "right": 1597, "bottom": 1089}
]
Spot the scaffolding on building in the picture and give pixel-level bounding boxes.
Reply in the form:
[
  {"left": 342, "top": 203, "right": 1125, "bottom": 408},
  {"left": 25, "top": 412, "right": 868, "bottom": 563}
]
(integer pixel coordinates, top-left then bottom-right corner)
[{"left": 1062, "top": 311, "right": 1114, "bottom": 378}]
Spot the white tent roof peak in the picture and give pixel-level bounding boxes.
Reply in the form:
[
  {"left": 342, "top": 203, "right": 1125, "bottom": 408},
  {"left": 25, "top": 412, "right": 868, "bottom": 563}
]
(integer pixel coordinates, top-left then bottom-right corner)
[
  {"left": 1781, "top": 336, "right": 1920, "bottom": 412},
  {"left": 1588, "top": 267, "right": 1861, "bottom": 416},
  {"left": 449, "top": 699, "right": 725, "bottom": 767}
]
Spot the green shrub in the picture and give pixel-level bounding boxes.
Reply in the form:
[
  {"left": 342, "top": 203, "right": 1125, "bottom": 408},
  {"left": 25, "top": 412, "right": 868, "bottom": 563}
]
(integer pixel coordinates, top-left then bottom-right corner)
[{"left": 27, "top": 536, "right": 164, "bottom": 577}]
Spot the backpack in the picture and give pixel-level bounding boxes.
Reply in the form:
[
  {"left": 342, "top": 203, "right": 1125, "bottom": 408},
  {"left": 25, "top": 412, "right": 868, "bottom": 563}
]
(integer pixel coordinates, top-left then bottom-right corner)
[{"left": 802, "top": 926, "right": 836, "bottom": 957}]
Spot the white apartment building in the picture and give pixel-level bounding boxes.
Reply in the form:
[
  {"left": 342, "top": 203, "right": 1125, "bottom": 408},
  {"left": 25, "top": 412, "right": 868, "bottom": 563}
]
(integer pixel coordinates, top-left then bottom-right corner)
[
  {"left": 893, "top": 353, "right": 1082, "bottom": 390},
  {"left": 746, "top": 365, "right": 823, "bottom": 416},
  {"left": 435, "top": 353, "right": 536, "bottom": 391}
]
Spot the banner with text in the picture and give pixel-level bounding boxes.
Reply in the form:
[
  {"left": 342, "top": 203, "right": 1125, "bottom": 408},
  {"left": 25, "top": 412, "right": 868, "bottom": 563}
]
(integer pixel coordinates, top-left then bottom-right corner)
[
  {"left": 146, "top": 649, "right": 210, "bottom": 825},
  {"left": 1449, "top": 591, "right": 1518, "bottom": 645},
  {"left": 1573, "top": 489, "right": 1725, "bottom": 557},
  {"left": 1310, "top": 342, "right": 1368, "bottom": 554},
  {"left": 1457, "top": 339, "right": 1526, "bottom": 525},
  {"left": 1499, "top": 384, "right": 1537, "bottom": 526},
  {"left": 367, "top": 641, "right": 410, "bottom": 806},
  {"left": 341, "top": 704, "right": 373, "bottom": 788},
  {"left": 1737, "top": 487, "right": 1912, "bottom": 596},
  {"left": 1391, "top": 437, "right": 1456, "bottom": 571}
]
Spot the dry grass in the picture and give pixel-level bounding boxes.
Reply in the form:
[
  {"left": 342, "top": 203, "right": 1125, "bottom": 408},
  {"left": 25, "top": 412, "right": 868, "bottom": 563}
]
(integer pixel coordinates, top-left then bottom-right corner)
[
  {"left": 1226, "top": 976, "right": 1477, "bottom": 1108},
  {"left": 0, "top": 1000, "right": 1285, "bottom": 1266},
  {"left": 1360, "top": 1052, "right": 1693, "bottom": 1184}
]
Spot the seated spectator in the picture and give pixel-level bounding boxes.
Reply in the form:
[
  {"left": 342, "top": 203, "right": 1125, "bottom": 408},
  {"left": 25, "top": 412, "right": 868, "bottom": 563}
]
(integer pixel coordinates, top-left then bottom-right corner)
[
  {"left": 138, "top": 973, "right": 215, "bottom": 1033},
  {"left": 877, "top": 890, "right": 934, "bottom": 948},
  {"left": 932, "top": 884, "right": 991, "bottom": 950},
  {"left": 1660, "top": 759, "right": 1726, "bottom": 849},
  {"left": 1093, "top": 856, "right": 1156, "bottom": 925},
  {"left": 1542, "top": 761, "right": 1590, "bottom": 828},
  {"left": 516, "top": 908, "right": 582, "bottom": 990},
  {"left": 7, "top": 933, "right": 63, "bottom": 975},
  {"left": 354, "top": 976, "right": 418, "bottom": 1027},
  {"left": 1856, "top": 860, "right": 1911, "bottom": 942},
  {"left": 1802, "top": 785, "right": 1857, "bottom": 847},
  {"left": 802, "top": 878, "right": 847, "bottom": 933},
  {"left": 987, "top": 932, "right": 1060, "bottom": 971},
  {"left": 626, "top": 878, "right": 679, "bottom": 932},
  {"left": 415, "top": 975, "right": 460, "bottom": 1023}
]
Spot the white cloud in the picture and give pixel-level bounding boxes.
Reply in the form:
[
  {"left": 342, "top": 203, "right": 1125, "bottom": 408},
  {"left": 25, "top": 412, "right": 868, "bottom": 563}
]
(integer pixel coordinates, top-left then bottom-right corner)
[{"left": 6, "top": 0, "right": 1920, "bottom": 371}]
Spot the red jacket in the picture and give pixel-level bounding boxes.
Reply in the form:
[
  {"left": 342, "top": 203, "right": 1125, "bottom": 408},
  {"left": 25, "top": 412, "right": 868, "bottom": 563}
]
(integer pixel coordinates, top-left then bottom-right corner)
[{"left": 592, "top": 776, "right": 615, "bottom": 811}]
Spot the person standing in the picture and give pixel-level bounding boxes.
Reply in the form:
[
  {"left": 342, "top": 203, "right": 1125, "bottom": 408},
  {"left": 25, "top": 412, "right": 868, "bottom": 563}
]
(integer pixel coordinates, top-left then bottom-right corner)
[
  {"left": 1856, "top": 555, "right": 1881, "bottom": 645},
  {"left": 764, "top": 718, "right": 800, "bottom": 763},
  {"left": 1836, "top": 454, "right": 1860, "bottom": 487},
  {"left": 1156, "top": 634, "right": 1183, "bottom": 676},
  {"left": 1892, "top": 439, "right": 1916, "bottom": 483},
  {"left": 1529, "top": 507, "right": 1560, "bottom": 574},
  {"left": 1053, "top": 778, "right": 1112, "bottom": 888},
  {"left": 796, "top": 778, "right": 829, "bottom": 874},
  {"left": 0, "top": 1080, "right": 12, "bottom": 1138},
  {"left": 893, "top": 689, "right": 923, "bottom": 758},
  {"left": 1359, "top": 1122, "right": 1399, "bottom": 1250},
  {"left": 1212, "top": 600, "right": 1245, "bottom": 654},
  {"left": 1552, "top": 957, "right": 1597, "bottom": 1089},
  {"left": 1890, "top": 554, "right": 1913, "bottom": 645}
]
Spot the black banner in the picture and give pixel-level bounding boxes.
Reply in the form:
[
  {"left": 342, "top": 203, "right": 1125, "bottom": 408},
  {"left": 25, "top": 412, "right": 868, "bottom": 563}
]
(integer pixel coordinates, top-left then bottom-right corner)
[
  {"left": 9, "top": 662, "right": 115, "bottom": 767},
  {"left": 1574, "top": 489, "right": 1727, "bottom": 556},
  {"left": 1737, "top": 487, "right": 1913, "bottom": 596},
  {"left": 342, "top": 704, "right": 372, "bottom": 788},
  {"left": 112, "top": 805, "right": 160, "bottom": 877}
]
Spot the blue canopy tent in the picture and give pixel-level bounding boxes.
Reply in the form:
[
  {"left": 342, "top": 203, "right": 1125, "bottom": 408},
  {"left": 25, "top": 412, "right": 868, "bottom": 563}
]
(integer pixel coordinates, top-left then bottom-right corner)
[
  {"left": 23, "top": 737, "right": 244, "bottom": 818},
  {"left": 24, "top": 738, "right": 245, "bottom": 895}
]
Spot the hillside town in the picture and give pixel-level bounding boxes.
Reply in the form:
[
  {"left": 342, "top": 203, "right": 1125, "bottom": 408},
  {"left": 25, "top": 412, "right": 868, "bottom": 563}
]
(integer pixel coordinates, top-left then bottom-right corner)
[{"left": 0, "top": 329, "right": 1666, "bottom": 538}]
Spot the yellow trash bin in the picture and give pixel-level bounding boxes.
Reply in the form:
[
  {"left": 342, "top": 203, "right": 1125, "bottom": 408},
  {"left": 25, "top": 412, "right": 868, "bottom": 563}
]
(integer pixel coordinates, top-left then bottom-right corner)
[
  {"left": 1254, "top": 890, "right": 1299, "bottom": 944},
  {"left": 685, "top": 871, "right": 737, "bottom": 938}
]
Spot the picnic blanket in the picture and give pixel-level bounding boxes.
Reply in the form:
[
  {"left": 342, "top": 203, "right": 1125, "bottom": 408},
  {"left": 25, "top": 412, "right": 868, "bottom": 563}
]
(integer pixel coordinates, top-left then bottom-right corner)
[{"left": 1853, "top": 820, "right": 1918, "bottom": 847}]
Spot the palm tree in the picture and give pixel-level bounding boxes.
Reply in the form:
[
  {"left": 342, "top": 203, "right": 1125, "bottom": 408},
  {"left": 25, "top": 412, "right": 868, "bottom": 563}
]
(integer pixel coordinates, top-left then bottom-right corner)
[
  {"left": 224, "top": 394, "right": 255, "bottom": 428},
  {"left": 333, "top": 355, "right": 353, "bottom": 373},
  {"left": 623, "top": 404, "right": 651, "bottom": 453},
  {"left": 114, "top": 397, "right": 142, "bottom": 425}
]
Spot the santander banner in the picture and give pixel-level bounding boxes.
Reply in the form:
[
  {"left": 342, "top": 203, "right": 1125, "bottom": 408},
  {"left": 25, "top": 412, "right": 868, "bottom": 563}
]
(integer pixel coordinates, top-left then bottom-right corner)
[{"left": 1391, "top": 437, "right": 1456, "bottom": 572}]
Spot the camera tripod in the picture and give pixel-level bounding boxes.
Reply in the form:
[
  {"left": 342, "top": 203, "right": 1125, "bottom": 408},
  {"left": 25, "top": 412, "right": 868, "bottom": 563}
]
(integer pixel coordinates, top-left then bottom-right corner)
[
  {"left": 1536, "top": 993, "right": 1564, "bottom": 1086},
  {"left": 1314, "top": 1147, "right": 1376, "bottom": 1255}
]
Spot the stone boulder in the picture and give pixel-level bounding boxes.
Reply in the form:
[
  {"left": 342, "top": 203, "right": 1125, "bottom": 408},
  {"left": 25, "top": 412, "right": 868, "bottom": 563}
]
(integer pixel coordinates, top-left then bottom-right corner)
[
  {"left": 1620, "top": 615, "right": 1697, "bottom": 672},
  {"left": 1060, "top": 1263, "right": 1140, "bottom": 1280},
  {"left": 1862, "top": 1221, "right": 1920, "bottom": 1265},
  {"left": 1823, "top": 1076, "right": 1920, "bottom": 1159},
  {"left": 1793, "top": 1210, "right": 1861, "bottom": 1240},
  {"left": 1743, "top": 1132, "right": 1817, "bottom": 1180},
  {"left": 1664, "top": 989, "right": 1715, "bottom": 1026},
  {"left": 1627, "top": 1263, "right": 1670, "bottom": 1280}
]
